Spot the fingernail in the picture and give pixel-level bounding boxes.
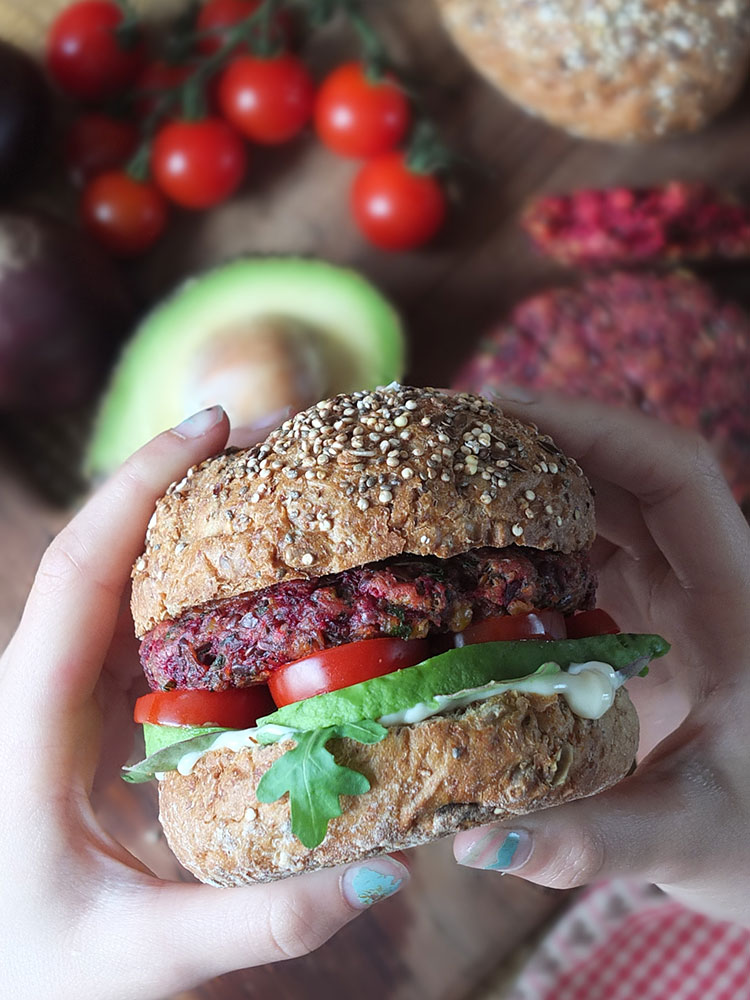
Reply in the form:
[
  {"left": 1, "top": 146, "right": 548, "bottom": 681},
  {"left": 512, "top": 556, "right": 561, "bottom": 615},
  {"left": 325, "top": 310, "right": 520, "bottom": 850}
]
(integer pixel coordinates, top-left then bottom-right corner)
[
  {"left": 486, "top": 383, "right": 538, "bottom": 405},
  {"left": 173, "top": 405, "right": 225, "bottom": 439},
  {"left": 456, "top": 829, "right": 532, "bottom": 872},
  {"left": 247, "top": 405, "right": 294, "bottom": 430},
  {"left": 342, "top": 858, "right": 409, "bottom": 910}
]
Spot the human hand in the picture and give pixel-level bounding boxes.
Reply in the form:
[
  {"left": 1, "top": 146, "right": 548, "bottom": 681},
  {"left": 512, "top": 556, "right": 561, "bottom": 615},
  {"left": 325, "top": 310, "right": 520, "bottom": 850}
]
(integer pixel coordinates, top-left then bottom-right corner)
[
  {"left": 453, "top": 388, "right": 750, "bottom": 927},
  {"left": 0, "top": 406, "right": 408, "bottom": 1000}
]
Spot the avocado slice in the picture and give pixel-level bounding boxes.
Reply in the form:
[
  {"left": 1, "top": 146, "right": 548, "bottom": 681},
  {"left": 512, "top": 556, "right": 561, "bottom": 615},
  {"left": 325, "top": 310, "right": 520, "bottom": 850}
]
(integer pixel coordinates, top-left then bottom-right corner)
[
  {"left": 256, "top": 633, "right": 670, "bottom": 732},
  {"left": 142, "top": 722, "right": 223, "bottom": 757},
  {"left": 87, "top": 257, "right": 405, "bottom": 477},
  {"left": 127, "top": 633, "right": 669, "bottom": 777}
]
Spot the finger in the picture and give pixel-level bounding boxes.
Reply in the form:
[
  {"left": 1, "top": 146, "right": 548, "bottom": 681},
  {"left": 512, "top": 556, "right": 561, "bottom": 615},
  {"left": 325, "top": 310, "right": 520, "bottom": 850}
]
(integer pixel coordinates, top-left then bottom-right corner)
[
  {"left": 587, "top": 475, "right": 656, "bottom": 561},
  {"left": 2, "top": 406, "right": 229, "bottom": 736},
  {"left": 453, "top": 724, "right": 729, "bottom": 894},
  {"left": 227, "top": 405, "right": 294, "bottom": 448},
  {"left": 112, "top": 858, "right": 410, "bottom": 997},
  {"left": 486, "top": 386, "right": 750, "bottom": 594}
]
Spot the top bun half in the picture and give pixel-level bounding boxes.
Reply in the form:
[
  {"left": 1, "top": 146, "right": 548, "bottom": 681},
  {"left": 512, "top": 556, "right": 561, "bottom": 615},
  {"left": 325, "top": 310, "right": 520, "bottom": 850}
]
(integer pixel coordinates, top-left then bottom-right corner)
[{"left": 131, "top": 386, "right": 594, "bottom": 636}]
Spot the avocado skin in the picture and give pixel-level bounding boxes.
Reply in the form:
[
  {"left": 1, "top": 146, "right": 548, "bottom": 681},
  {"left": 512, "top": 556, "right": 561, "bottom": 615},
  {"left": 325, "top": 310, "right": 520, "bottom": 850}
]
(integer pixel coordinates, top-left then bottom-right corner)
[{"left": 258, "top": 633, "right": 670, "bottom": 731}]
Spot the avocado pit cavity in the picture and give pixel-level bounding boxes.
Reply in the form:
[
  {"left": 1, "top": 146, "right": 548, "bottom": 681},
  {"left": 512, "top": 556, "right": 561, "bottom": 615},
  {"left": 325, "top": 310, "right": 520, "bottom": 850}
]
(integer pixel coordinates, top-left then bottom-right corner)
[{"left": 185, "top": 316, "right": 328, "bottom": 428}]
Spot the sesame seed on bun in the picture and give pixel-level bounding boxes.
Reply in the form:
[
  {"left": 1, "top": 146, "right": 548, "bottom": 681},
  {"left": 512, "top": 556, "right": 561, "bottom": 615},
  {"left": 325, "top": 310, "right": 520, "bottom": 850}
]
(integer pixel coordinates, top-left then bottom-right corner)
[{"left": 131, "top": 386, "right": 595, "bottom": 636}]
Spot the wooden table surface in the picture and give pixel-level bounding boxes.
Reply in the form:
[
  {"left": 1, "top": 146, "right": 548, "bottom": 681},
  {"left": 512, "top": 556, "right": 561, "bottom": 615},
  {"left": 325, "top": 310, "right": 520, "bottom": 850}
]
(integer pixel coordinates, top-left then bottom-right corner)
[{"left": 3, "top": 1, "right": 750, "bottom": 997}]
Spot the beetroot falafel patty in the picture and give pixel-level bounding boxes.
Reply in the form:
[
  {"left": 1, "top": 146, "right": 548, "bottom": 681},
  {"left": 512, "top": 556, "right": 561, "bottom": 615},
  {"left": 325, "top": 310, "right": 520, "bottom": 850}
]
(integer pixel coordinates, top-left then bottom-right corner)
[
  {"left": 141, "top": 546, "right": 596, "bottom": 691},
  {"left": 455, "top": 271, "right": 750, "bottom": 509}
]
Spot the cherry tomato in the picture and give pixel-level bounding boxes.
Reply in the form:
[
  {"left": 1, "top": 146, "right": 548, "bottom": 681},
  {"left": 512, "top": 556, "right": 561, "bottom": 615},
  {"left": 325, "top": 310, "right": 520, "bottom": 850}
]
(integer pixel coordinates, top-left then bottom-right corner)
[
  {"left": 151, "top": 117, "right": 248, "bottom": 209},
  {"left": 351, "top": 152, "right": 446, "bottom": 251},
  {"left": 134, "top": 60, "right": 194, "bottom": 119},
  {"left": 268, "top": 637, "right": 430, "bottom": 708},
  {"left": 455, "top": 611, "right": 568, "bottom": 648},
  {"left": 64, "top": 113, "right": 138, "bottom": 187},
  {"left": 565, "top": 609, "right": 620, "bottom": 639},
  {"left": 134, "top": 685, "right": 275, "bottom": 728},
  {"left": 315, "top": 62, "right": 410, "bottom": 159},
  {"left": 218, "top": 53, "right": 315, "bottom": 144},
  {"left": 47, "top": 1, "right": 145, "bottom": 102},
  {"left": 196, "top": 0, "right": 294, "bottom": 55},
  {"left": 82, "top": 170, "right": 168, "bottom": 256}
]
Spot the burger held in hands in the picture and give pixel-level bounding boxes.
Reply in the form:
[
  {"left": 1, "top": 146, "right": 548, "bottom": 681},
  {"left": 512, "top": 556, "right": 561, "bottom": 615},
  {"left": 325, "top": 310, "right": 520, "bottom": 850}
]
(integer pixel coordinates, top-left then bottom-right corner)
[{"left": 124, "top": 386, "right": 669, "bottom": 885}]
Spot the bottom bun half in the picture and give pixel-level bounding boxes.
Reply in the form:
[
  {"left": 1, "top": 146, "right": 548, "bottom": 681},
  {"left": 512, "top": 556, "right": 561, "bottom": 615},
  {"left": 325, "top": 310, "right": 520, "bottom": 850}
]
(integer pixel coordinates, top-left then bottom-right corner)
[{"left": 159, "top": 688, "right": 638, "bottom": 886}]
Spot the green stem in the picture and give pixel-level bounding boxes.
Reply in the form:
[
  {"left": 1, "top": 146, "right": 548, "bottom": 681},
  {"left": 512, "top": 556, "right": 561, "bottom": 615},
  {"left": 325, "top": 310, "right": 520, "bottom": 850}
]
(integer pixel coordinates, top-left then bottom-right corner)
[
  {"left": 342, "top": 0, "right": 388, "bottom": 78},
  {"left": 181, "top": 75, "right": 207, "bottom": 121},
  {"left": 405, "top": 119, "right": 454, "bottom": 175},
  {"left": 113, "top": 0, "right": 141, "bottom": 51},
  {"left": 162, "top": 0, "right": 201, "bottom": 64},
  {"left": 126, "top": 142, "right": 151, "bottom": 183},
  {"left": 256, "top": 0, "right": 282, "bottom": 56}
]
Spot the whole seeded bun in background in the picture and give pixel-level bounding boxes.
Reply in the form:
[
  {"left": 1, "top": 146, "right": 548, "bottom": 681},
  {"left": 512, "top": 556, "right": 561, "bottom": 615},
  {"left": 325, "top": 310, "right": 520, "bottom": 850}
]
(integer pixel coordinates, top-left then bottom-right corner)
[
  {"left": 131, "top": 386, "right": 595, "bottom": 635},
  {"left": 435, "top": 0, "right": 750, "bottom": 142}
]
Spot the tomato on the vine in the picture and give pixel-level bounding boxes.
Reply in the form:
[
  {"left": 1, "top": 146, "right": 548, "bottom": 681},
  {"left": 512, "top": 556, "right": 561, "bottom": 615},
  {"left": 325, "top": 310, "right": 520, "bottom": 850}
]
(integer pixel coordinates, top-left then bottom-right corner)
[
  {"left": 47, "top": 1, "right": 146, "bottom": 102},
  {"left": 218, "top": 53, "right": 315, "bottom": 144},
  {"left": 134, "top": 686, "right": 275, "bottom": 728},
  {"left": 64, "top": 113, "right": 138, "bottom": 187},
  {"left": 315, "top": 62, "right": 410, "bottom": 159},
  {"left": 150, "top": 117, "right": 248, "bottom": 209},
  {"left": 82, "top": 170, "right": 168, "bottom": 256},
  {"left": 268, "top": 638, "right": 430, "bottom": 708},
  {"left": 196, "top": 0, "right": 294, "bottom": 55},
  {"left": 351, "top": 151, "right": 446, "bottom": 251},
  {"left": 134, "top": 60, "right": 194, "bottom": 119}
]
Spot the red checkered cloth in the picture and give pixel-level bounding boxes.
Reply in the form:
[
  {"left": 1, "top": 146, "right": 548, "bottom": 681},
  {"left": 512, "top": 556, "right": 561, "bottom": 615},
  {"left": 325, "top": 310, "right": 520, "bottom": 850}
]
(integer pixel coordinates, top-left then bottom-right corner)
[{"left": 508, "top": 880, "right": 750, "bottom": 1000}]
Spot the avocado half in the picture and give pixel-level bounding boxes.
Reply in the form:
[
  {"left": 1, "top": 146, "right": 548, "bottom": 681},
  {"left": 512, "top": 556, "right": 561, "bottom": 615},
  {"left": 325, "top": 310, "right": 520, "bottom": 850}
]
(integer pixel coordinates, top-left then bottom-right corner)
[{"left": 87, "top": 257, "right": 405, "bottom": 478}]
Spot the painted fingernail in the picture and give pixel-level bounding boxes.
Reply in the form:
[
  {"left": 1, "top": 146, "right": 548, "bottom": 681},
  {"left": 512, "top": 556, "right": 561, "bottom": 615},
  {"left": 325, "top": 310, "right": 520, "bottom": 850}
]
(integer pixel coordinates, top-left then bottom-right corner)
[
  {"left": 342, "top": 858, "right": 409, "bottom": 910},
  {"left": 173, "top": 405, "right": 225, "bottom": 439},
  {"left": 456, "top": 829, "right": 532, "bottom": 872}
]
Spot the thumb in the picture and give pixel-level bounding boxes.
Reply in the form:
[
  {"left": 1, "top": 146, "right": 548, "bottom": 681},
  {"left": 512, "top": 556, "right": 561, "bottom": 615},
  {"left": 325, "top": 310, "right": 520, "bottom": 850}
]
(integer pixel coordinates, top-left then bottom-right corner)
[
  {"left": 452, "top": 734, "right": 727, "bottom": 893},
  {"left": 124, "top": 857, "right": 409, "bottom": 996}
]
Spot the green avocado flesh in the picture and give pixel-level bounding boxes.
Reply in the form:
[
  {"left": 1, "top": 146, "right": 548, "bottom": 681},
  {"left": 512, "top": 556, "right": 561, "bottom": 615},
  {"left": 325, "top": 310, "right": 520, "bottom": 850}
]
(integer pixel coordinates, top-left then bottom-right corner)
[
  {"left": 141, "top": 634, "right": 669, "bottom": 758},
  {"left": 143, "top": 723, "right": 222, "bottom": 758},
  {"left": 87, "top": 257, "right": 405, "bottom": 477},
  {"left": 257, "top": 634, "right": 669, "bottom": 732}
]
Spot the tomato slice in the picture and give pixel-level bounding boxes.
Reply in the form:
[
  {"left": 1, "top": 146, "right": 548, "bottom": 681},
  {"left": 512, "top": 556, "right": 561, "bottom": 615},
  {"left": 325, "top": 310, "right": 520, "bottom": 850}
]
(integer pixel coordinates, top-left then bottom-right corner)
[
  {"left": 455, "top": 610, "right": 567, "bottom": 647},
  {"left": 268, "top": 637, "right": 430, "bottom": 708},
  {"left": 565, "top": 609, "right": 620, "bottom": 639},
  {"left": 134, "top": 686, "right": 275, "bottom": 729}
]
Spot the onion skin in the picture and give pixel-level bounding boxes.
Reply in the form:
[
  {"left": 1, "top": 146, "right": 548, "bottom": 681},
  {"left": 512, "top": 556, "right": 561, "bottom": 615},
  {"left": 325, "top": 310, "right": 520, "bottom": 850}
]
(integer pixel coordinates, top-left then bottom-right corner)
[
  {"left": 0, "top": 40, "right": 52, "bottom": 195},
  {"left": 0, "top": 212, "right": 133, "bottom": 410}
]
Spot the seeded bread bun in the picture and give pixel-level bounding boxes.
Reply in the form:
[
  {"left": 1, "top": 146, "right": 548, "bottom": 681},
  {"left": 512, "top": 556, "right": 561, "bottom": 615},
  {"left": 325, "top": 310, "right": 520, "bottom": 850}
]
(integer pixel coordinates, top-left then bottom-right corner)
[
  {"left": 435, "top": 0, "right": 750, "bottom": 142},
  {"left": 131, "top": 386, "right": 594, "bottom": 636},
  {"left": 158, "top": 686, "right": 638, "bottom": 886}
]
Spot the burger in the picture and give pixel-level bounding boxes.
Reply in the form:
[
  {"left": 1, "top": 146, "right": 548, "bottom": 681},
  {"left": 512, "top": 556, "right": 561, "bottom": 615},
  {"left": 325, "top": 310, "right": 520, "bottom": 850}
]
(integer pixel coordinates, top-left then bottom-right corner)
[{"left": 124, "top": 385, "right": 669, "bottom": 885}]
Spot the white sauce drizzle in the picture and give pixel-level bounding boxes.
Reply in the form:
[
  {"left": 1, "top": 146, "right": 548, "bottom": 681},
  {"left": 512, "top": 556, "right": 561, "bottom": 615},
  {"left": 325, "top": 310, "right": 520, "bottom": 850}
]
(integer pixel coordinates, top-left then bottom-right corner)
[
  {"left": 170, "top": 661, "right": 621, "bottom": 777},
  {"left": 174, "top": 724, "right": 298, "bottom": 776},
  {"left": 378, "top": 661, "right": 620, "bottom": 726}
]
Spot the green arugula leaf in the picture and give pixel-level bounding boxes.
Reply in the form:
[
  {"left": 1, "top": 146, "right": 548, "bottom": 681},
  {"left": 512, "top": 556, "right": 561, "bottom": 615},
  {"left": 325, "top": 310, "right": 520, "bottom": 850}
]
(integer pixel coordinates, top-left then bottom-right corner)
[{"left": 256, "top": 720, "right": 387, "bottom": 848}]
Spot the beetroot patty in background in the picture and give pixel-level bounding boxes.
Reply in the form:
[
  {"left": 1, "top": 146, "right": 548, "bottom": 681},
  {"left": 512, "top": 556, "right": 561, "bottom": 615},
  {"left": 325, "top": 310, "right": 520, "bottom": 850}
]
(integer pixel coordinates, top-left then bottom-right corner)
[{"left": 455, "top": 270, "right": 750, "bottom": 512}]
